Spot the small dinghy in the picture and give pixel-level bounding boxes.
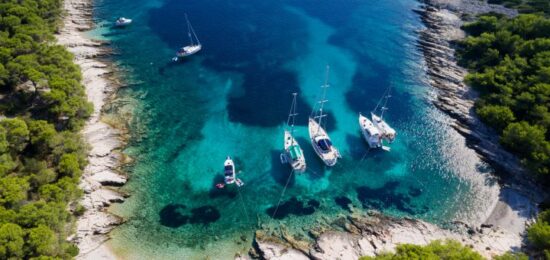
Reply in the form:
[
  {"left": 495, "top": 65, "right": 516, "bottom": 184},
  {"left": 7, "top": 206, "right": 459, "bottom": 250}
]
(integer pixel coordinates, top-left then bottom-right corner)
[
  {"left": 281, "top": 93, "right": 307, "bottom": 173},
  {"left": 309, "top": 66, "right": 341, "bottom": 166},
  {"left": 115, "top": 17, "right": 132, "bottom": 27},
  {"left": 359, "top": 113, "right": 382, "bottom": 149},
  {"left": 216, "top": 156, "right": 243, "bottom": 189},
  {"left": 173, "top": 14, "right": 201, "bottom": 61}
]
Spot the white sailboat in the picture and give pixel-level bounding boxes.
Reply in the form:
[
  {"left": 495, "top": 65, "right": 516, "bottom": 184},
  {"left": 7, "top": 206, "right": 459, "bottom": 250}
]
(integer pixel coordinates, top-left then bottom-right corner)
[
  {"left": 358, "top": 113, "right": 382, "bottom": 149},
  {"left": 281, "top": 93, "right": 306, "bottom": 173},
  {"left": 174, "top": 14, "right": 201, "bottom": 60},
  {"left": 115, "top": 17, "right": 132, "bottom": 27},
  {"left": 309, "top": 66, "right": 341, "bottom": 166},
  {"left": 371, "top": 87, "right": 396, "bottom": 145},
  {"left": 217, "top": 156, "right": 243, "bottom": 189}
]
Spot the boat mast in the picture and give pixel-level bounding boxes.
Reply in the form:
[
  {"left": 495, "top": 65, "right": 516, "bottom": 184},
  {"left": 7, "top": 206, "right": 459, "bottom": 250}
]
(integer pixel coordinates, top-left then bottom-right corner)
[
  {"left": 185, "top": 14, "right": 200, "bottom": 46},
  {"left": 373, "top": 86, "right": 391, "bottom": 119},
  {"left": 315, "top": 65, "right": 330, "bottom": 134},
  {"left": 380, "top": 87, "right": 391, "bottom": 120},
  {"left": 185, "top": 14, "right": 194, "bottom": 46},
  {"left": 287, "top": 93, "right": 298, "bottom": 136}
]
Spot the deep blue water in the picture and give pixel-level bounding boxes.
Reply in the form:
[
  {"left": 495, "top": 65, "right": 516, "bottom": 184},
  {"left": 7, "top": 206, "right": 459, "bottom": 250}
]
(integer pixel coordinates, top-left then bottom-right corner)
[{"left": 89, "top": 0, "right": 500, "bottom": 258}]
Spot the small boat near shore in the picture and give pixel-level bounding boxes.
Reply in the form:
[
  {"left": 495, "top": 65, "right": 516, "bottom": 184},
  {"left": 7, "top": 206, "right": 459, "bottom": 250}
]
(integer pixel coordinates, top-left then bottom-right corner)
[
  {"left": 309, "top": 66, "right": 341, "bottom": 166},
  {"left": 173, "top": 14, "right": 201, "bottom": 61},
  {"left": 115, "top": 17, "right": 132, "bottom": 27},
  {"left": 216, "top": 156, "right": 243, "bottom": 189},
  {"left": 281, "top": 93, "right": 306, "bottom": 173}
]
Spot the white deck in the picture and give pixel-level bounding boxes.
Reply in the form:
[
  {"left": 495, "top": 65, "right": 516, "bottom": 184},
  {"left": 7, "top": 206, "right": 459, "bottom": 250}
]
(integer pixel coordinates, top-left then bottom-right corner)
[
  {"left": 177, "top": 44, "right": 202, "bottom": 57},
  {"left": 308, "top": 118, "right": 340, "bottom": 166},
  {"left": 283, "top": 130, "right": 306, "bottom": 173},
  {"left": 359, "top": 113, "right": 382, "bottom": 149}
]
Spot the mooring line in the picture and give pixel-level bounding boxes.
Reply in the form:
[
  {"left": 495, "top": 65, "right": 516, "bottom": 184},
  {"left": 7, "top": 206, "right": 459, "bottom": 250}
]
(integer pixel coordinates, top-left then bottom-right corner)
[
  {"left": 271, "top": 169, "right": 295, "bottom": 219},
  {"left": 237, "top": 185, "right": 251, "bottom": 224}
]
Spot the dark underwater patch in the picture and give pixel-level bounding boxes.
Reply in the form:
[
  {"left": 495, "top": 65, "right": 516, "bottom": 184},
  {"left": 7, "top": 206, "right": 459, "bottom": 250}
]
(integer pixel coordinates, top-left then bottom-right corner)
[
  {"left": 269, "top": 150, "right": 296, "bottom": 186},
  {"left": 334, "top": 196, "right": 353, "bottom": 212},
  {"left": 148, "top": 0, "right": 314, "bottom": 128},
  {"left": 159, "top": 204, "right": 188, "bottom": 228},
  {"left": 159, "top": 204, "right": 220, "bottom": 228},
  {"left": 266, "top": 196, "right": 320, "bottom": 219},
  {"left": 408, "top": 186, "right": 422, "bottom": 197},
  {"left": 188, "top": 206, "right": 221, "bottom": 225},
  {"left": 356, "top": 181, "right": 416, "bottom": 215}
]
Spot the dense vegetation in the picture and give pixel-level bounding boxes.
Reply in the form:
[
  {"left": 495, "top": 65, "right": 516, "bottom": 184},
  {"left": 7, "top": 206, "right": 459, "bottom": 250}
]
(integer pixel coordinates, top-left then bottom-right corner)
[
  {"left": 487, "top": 0, "right": 549, "bottom": 14},
  {"left": 0, "top": 0, "right": 91, "bottom": 258},
  {"left": 458, "top": 13, "right": 550, "bottom": 176},
  {"left": 358, "top": 240, "right": 525, "bottom": 260},
  {"left": 458, "top": 10, "right": 550, "bottom": 259}
]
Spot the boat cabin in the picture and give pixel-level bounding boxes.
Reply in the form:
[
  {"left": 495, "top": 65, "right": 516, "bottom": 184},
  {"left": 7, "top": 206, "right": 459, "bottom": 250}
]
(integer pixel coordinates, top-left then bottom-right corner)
[
  {"left": 224, "top": 165, "right": 233, "bottom": 177},
  {"left": 317, "top": 138, "right": 333, "bottom": 152},
  {"left": 288, "top": 145, "right": 303, "bottom": 161}
]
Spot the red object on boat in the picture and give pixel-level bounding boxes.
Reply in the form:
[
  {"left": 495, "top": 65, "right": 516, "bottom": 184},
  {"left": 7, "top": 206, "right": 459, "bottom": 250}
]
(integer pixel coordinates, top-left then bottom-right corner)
[{"left": 216, "top": 183, "right": 225, "bottom": 189}]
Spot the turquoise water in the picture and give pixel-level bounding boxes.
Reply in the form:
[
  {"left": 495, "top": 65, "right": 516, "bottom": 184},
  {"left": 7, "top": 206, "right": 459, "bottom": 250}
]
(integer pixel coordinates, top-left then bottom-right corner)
[{"left": 90, "top": 0, "right": 500, "bottom": 258}]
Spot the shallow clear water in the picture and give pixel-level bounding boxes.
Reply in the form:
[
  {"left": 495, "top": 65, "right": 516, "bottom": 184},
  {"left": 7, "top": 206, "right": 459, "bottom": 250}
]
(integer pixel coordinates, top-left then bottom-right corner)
[{"left": 91, "top": 0, "right": 500, "bottom": 258}]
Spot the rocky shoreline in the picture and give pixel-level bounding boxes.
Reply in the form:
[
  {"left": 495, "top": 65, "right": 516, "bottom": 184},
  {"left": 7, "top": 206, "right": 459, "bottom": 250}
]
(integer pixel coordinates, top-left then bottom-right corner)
[
  {"left": 416, "top": 0, "right": 530, "bottom": 184},
  {"left": 56, "top": 0, "right": 128, "bottom": 258},
  {"left": 251, "top": 210, "right": 522, "bottom": 259},
  {"left": 416, "top": 0, "right": 544, "bottom": 238}
]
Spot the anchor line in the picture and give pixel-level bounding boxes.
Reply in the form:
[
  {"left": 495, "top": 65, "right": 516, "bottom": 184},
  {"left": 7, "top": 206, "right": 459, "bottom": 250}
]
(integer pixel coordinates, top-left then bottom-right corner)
[
  {"left": 236, "top": 185, "right": 251, "bottom": 224},
  {"left": 271, "top": 169, "right": 295, "bottom": 219}
]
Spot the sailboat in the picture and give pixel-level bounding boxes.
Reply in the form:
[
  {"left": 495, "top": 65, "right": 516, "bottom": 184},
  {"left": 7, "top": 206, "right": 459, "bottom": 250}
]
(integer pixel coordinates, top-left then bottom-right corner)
[
  {"left": 309, "top": 66, "right": 341, "bottom": 166},
  {"left": 216, "top": 156, "right": 243, "bottom": 189},
  {"left": 358, "top": 113, "right": 382, "bottom": 149},
  {"left": 115, "top": 17, "right": 132, "bottom": 27},
  {"left": 280, "top": 93, "right": 306, "bottom": 173},
  {"left": 174, "top": 14, "right": 201, "bottom": 61},
  {"left": 371, "top": 87, "right": 396, "bottom": 145}
]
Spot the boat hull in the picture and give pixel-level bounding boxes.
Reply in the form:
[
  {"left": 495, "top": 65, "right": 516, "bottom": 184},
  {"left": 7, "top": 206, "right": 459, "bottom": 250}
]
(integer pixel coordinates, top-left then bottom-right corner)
[
  {"left": 282, "top": 130, "right": 306, "bottom": 173},
  {"left": 177, "top": 44, "right": 202, "bottom": 57},
  {"left": 308, "top": 118, "right": 339, "bottom": 166},
  {"left": 224, "top": 157, "right": 235, "bottom": 185},
  {"left": 371, "top": 113, "right": 396, "bottom": 142},
  {"left": 359, "top": 113, "right": 382, "bottom": 149}
]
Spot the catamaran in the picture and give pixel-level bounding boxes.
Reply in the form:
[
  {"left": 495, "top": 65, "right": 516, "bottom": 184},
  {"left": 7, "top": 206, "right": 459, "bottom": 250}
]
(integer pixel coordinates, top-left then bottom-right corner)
[
  {"left": 174, "top": 14, "right": 201, "bottom": 61},
  {"left": 309, "top": 66, "right": 341, "bottom": 166},
  {"left": 359, "top": 113, "right": 382, "bottom": 149},
  {"left": 216, "top": 156, "right": 243, "bottom": 189},
  {"left": 281, "top": 93, "right": 306, "bottom": 173}
]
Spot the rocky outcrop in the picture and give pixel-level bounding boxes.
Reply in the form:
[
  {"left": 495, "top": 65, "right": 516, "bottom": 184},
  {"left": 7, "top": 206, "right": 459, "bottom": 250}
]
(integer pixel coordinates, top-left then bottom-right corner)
[
  {"left": 253, "top": 211, "right": 522, "bottom": 259},
  {"left": 416, "top": 0, "right": 528, "bottom": 181},
  {"left": 417, "top": 0, "right": 544, "bottom": 225},
  {"left": 56, "top": 0, "right": 127, "bottom": 259}
]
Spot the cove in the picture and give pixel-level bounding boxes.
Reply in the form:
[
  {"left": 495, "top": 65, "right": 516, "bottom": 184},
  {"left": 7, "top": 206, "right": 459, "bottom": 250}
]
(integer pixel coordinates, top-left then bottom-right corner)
[{"left": 89, "top": 0, "right": 501, "bottom": 258}]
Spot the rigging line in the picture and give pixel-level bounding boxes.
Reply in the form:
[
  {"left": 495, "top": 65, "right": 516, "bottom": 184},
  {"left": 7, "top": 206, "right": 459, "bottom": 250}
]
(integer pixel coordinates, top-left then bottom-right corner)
[
  {"left": 342, "top": 149, "right": 371, "bottom": 177},
  {"left": 237, "top": 185, "right": 251, "bottom": 224},
  {"left": 372, "top": 86, "right": 390, "bottom": 114},
  {"left": 271, "top": 169, "right": 295, "bottom": 219},
  {"left": 306, "top": 168, "right": 323, "bottom": 179},
  {"left": 318, "top": 65, "right": 330, "bottom": 131},
  {"left": 185, "top": 13, "right": 195, "bottom": 46},
  {"left": 380, "top": 86, "right": 392, "bottom": 119},
  {"left": 286, "top": 93, "right": 297, "bottom": 128}
]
